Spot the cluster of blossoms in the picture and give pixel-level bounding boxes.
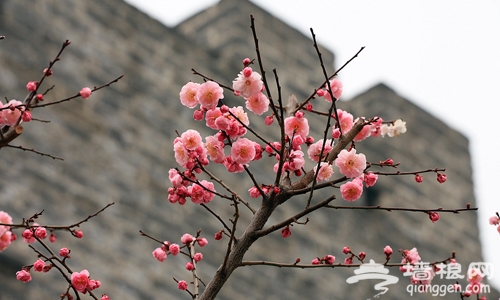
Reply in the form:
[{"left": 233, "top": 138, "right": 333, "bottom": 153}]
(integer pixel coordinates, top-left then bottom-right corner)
[
  {"left": 71, "top": 269, "right": 102, "bottom": 294},
  {"left": 172, "top": 59, "right": 415, "bottom": 205},
  {"left": 341, "top": 246, "right": 366, "bottom": 265},
  {"left": 0, "top": 99, "right": 29, "bottom": 126},
  {"left": 488, "top": 214, "right": 500, "bottom": 234},
  {"left": 0, "top": 211, "right": 13, "bottom": 252},
  {"left": 400, "top": 247, "right": 435, "bottom": 285}
]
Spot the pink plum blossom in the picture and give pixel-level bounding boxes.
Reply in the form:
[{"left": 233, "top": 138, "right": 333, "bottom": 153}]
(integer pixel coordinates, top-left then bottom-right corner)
[
  {"left": 353, "top": 119, "right": 373, "bottom": 142},
  {"left": 197, "top": 238, "right": 208, "bottom": 247},
  {"left": 335, "top": 149, "right": 366, "bottom": 178},
  {"left": 174, "top": 142, "right": 189, "bottom": 167},
  {"left": 193, "top": 252, "right": 203, "bottom": 262},
  {"left": 186, "top": 262, "right": 194, "bottom": 271},
  {"left": 363, "top": 172, "right": 378, "bottom": 187},
  {"left": 324, "top": 255, "right": 335, "bottom": 265},
  {"left": 384, "top": 246, "right": 393, "bottom": 256},
  {"left": 205, "top": 107, "right": 222, "bottom": 129},
  {"left": 71, "top": 270, "right": 90, "bottom": 293},
  {"left": 152, "top": 247, "right": 167, "bottom": 262},
  {"left": 79, "top": 87, "right": 92, "bottom": 99},
  {"left": 232, "top": 69, "right": 263, "bottom": 98},
  {"left": 35, "top": 227, "right": 47, "bottom": 239},
  {"left": 26, "top": 81, "right": 37, "bottom": 92},
  {"left": 245, "top": 92, "right": 269, "bottom": 115},
  {"left": 229, "top": 106, "right": 250, "bottom": 126},
  {"left": 180, "top": 130, "right": 203, "bottom": 151},
  {"left": 415, "top": 174, "right": 423, "bottom": 183},
  {"left": 437, "top": 173, "right": 447, "bottom": 183},
  {"left": 284, "top": 115, "right": 309, "bottom": 138},
  {"left": 340, "top": 178, "right": 363, "bottom": 201},
  {"left": 178, "top": 280, "right": 188, "bottom": 290},
  {"left": 281, "top": 225, "right": 291, "bottom": 238},
  {"left": 0, "top": 230, "right": 12, "bottom": 252},
  {"left": 231, "top": 137, "right": 256, "bottom": 165},
  {"left": 33, "top": 258, "right": 45, "bottom": 272},
  {"left": 169, "top": 169, "right": 183, "bottom": 187},
  {"left": 313, "top": 162, "right": 334, "bottom": 182},
  {"left": 336, "top": 109, "right": 354, "bottom": 134},
  {"left": 322, "top": 78, "right": 343, "bottom": 101},
  {"left": 489, "top": 216, "right": 499, "bottom": 225},
  {"left": 169, "top": 243, "right": 180, "bottom": 255},
  {"left": 181, "top": 233, "right": 194, "bottom": 245},
  {"left": 265, "top": 115, "right": 274, "bottom": 125},
  {"left": 1, "top": 100, "right": 24, "bottom": 126},
  {"left": 429, "top": 212, "right": 440, "bottom": 223},
  {"left": 188, "top": 180, "right": 216, "bottom": 204},
  {"left": 196, "top": 81, "right": 223, "bottom": 110},
  {"left": 59, "top": 247, "right": 70, "bottom": 257},
  {"left": 307, "top": 139, "right": 333, "bottom": 162},
  {"left": 224, "top": 156, "right": 245, "bottom": 173},
  {"left": 205, "top": 135, "right": 225, "bottom": 164},
  {"left": 16, "top": 269, "right": 31, "bottom": 283},
  {"left": 179, "top": 82, "right": 200, "bottom": 108}
]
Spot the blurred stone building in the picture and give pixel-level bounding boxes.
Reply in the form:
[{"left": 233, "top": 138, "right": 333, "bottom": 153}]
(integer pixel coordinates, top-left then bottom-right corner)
[{"left": 0, "top": 0, "right": 495, "bottom": 299}]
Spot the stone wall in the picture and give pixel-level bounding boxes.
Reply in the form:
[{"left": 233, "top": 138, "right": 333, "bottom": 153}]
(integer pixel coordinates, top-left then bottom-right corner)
[{"left": 0, "top": 0, "right": 494, "bottom": 299}]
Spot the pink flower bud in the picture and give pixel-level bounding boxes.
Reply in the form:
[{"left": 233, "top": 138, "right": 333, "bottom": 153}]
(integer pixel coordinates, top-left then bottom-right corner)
[
  {"left": 59, "top": 247, "right": 70, "bottom": 257},
  {"left": 316, "top": 89, "right": 325, "bottom": 97},
  {"left": 429, "top": 212, "right": 440, "bottom": 223},
  {"left": 21, "top": 111, "right": 31, "bottom": 122},
  {"left": 16, "top": 269, "right": 32, "bottom": 283},
  {"left": 324, "top": 255, "right": 335, "bottom": 265},
  {"left": 489, "top": 216, "right": 499, "bottom": 225},
  {"left": 359, "top": 252, "right": 366, "bottom": 260},
  {"left": 101, "top": 295, "right": 110, "bottom": 300},
  {"left": 22, "top": 229, "right": 33, "bottom": 240},
  {"left": 181, "top": 233, "right": 194, "bottom": 244},
  {"left": 161, "top": 241, "right": 169, "bottom": 252},
  {"left": 383, "top": 246, "right": 393, "bottom": 256},
  {"left": 242, "top": 58, "right": 251, "bottom": 66},
  {"left": 344, "top": 257, "right": 353, "bottom": 265},
  {"left": 331, "top": 128, "right": 341, "bottom": 139},
  {"left": 305, "top": 103, "right": 313, "bottom": 111},
  {"left": 33, "top": 258, "right": 45, "bottom": 272},
  {"left": 342, "top": 246, "right": 351, "bottom": 254},
  {"left": 43, "top": 68, "right": 53, "bottom": 76},
  {"left": 169, "top": 243, "right": 180, "bottom": 256},
  {"left": 295, "top": 111, "right": 304, "bottom": 118},
  {"left": 193, "top": 252, "right": 203, "bottom": 262},
  {"left": 79, "top": 87, "right": 92, "bottom": 99},
  {"left": 26, "top": 81, "right": 37, "bottom": 92},
  {"left": 185, "top": 262, "right": 194, "bottom": 271},
  {"left": 193, "top": 109, "right": 204, "bottom": 120},
  {"left": 242, "top": 67, "right": 253, "bottom": 77},
  {"left": 214, "top": 231, "right": 223, "bottom": 240},
  {"left": 36, "top": 94, "right": 44, "bottom": 101},
  {"left": 311, "top": 258, "right": 320, "bottom": 265},
  {"left": 382, "top": 158, "right": 394, "bottom": 165},
  {"left": 437, "top": 173, "right": 447, "bottom": 183},
  {"left": 35, "top": 227, "right": 47, "bottom": 239},
  {"left": 265, "top": 115, "right": 274, "bottom": 126},
  {"left": 152, "top": 247, "right": 167, "bottom": 262},
  {"left": 42, "top": 264, "right": 52, "bottom": 273},
  {"left": 273, "top": 186, "right": 280, "bottom": 194},
  {"left": 414, "top": 174, "right": 423, "bottom": 183},
  {"left": 281, "top": 225, "right": 291, "bottom": 238},
  {"left": 178, "top": 280, "right": 188, "bottom": 290},
  {"left": 197, "top": 238, "right": 208, "bottom": 247},
  {"left": 74, "top": 230, "right": 84, "bottom": 239}
]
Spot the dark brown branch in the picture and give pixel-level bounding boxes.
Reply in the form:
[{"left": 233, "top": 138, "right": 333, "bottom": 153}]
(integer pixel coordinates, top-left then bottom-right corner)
[{"left": 325, "top": 204, "right": 477, "bottom": 213}]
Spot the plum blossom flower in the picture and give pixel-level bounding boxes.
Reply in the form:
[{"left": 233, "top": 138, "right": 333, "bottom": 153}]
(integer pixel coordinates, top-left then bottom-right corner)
[
  {"left": 1, "top": 100, "right": 24, "bottom": 126},
  {"left": 16, "top": 269, "right": 31, "bottom": 283},
  {"left": 489, "top": 216, "right": 499, "bottom": 225},
  {"left": 353, "top": 118, "right": 373, "bottom": 142},
  {"left": 179, "top": 82, "right": 200, "bottom": 108},
  {"left": 231, "top": 137, "right": 256, "bottom": 165},
  {"left": 33, "top": 258, "right": 46, "bottom": 272},
  {"left": 384, "top": 246, "right": 393, "bottom": 256},
  {"left": 169, "top": 243, "right": 180, "bottom": 255},
  {"left": 0, "top": 211, "right": 12, "bottom": 251},
  {"left": 233, "top": 69, "right": 263, "bottom": 98},
  {"left": 181, "top": 233, "right": 194, "bottom": 245},
  {"left": 307, "top": 139, "right": 333, "bottom": 162},
  {"left": 245, "top": 92, "right": 269, "bottom": 115},
  {"left": 363, "top": 172, "right": 378, "bottom": 187},
  {"left": 188, "top": 180, "right": 216, "bottom": 204},
  {"left": 340, "top": 178, "right": 363, "bottom": 201},
  {"left": 152, "top": 247, "right": 167, "bottom": 262},
  {"left": 335, "top": 149, "right": 366, "bottom": 178},
  {"left": 26, "top": 81, "right": 37, "bottom": 92},
  {"left": 324, "top": 255, "right": 335, "bottom": 265},
  {"left": 281, "top": 225, "right": 291, "bottom": 238},
  {"left": 322, "top": 78, "right": 343, "bottom": 102},
  {"left": 196, "top": 81, "right": 223, "bottom": 110},
  {"left": 197, "top": 238, "right": 208, "bottom": 247},
  {"left": 205, "top": 135, "right": 225, "bottom": 164},
  {"left": 71, "top": 270, "right": 90, "bottom": 293},
  {"left": 79, "top": 87, "right": 92, "bottom": 99},
  {"left": 313, "top": 162, "right": 334, "bottom": 182},
  {"left": 428, "top": 212, "right": 440, "bottom": 223},
  {"left": 193, "top": 252, "right": 203, "bottom": 262},
  {"left": 180, "top": 130, "right": 203, "bottom": 151},
  {"left": 178, "top": 280, "right": 188, "bottom": 290},
  {"left": 284, "top": 115, "right": 309, "bottom": 138}
]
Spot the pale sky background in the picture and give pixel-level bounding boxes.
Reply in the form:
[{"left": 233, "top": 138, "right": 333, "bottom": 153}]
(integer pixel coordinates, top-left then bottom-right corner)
[{"left": 125, "top": 0, "right": 500, "bottom": 290}]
